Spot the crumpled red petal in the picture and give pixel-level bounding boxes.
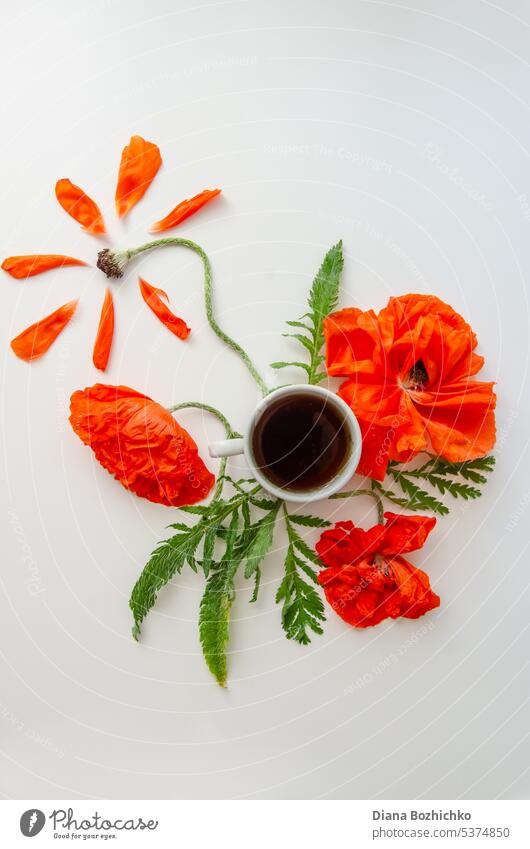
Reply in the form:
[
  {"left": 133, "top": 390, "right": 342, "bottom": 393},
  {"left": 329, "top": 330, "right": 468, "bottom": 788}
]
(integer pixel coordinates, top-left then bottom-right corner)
[
  {"left": 2, "top": 255, "right": 87, "bottom": 279},
  {"left": 139, "top": 277, "right": 190, "bottom": 340},
  {"left": 150, "top": 188, "right": 221, "bottom": 233},
  {"left": 115, "top": 135, "right": 161, "bottom": 218},
  {"left": 11, "top": 300, "right": 78, "bottom": 361},
  {"left": 93, "top": 288, "right": 114, "bottom": 371},
  {"left": 315, "top": 514, "right": 439, "bottom": 627},
  {"left": 380, "top": 512, "right": 436, "bottom": 555},
  {"left": 69, "top": 384, "right": 215, "bottom": 506},
  {"left": 55, "top": 179, "right": 106, "bottom": 234}
]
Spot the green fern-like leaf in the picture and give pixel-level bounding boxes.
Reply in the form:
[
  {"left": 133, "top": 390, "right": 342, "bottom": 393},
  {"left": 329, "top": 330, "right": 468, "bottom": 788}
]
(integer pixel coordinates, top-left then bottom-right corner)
[
  {"left": 424, "top": 474, "right": 481, "bottom": 500},
  {"left": 385, "top": 473, "right": 449, "bottom": 515},
  {"left": 130, "top": 524, "right": 206, "bottom": 640},
  {"left": 198, "top": 510, "right": 240, "bottom": 687},
  {"left": 274, "top": 242, "right": 343, "bottom": 384},
  {"left": 276, "top": 548, "right": 325, "bottom": 645},
  {"left": 242, "top": 503, "right": 281, "bottom": 580},
  {"left": 288, "top": 514, "right": 332, "bottom": 528},
  {"left": 383, "top": 453, "right": 495, "bottom": 514},
  {"left": 276, "top": 507, "right": 326, "bottom": 644}
]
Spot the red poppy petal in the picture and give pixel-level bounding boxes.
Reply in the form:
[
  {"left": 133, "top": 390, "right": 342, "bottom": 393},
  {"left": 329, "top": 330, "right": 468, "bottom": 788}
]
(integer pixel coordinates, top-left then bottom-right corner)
[
  {"left": 324, "top": 308, "right": 381, "bottom": 377},
  {"left": 115, "top": 135, "right": 161, "bottom": 218},
  {"left": 55, "top": 179, "right": 106, "bottom": 234},
  {"left": 93, "top": 288, "right": 114, "bottom": 371},
  {"left": 150, "top": 188, "right": 221, "bottom": 233},
  {"left": 2, "top": 255, "right": 87, "bottom": 279},
  {"left": 416, "top": 381, "right": 497, "bottom": 463},
  {"left": 388, "top": 556, "right": 440, "bottom": 619},
  {"left": 11, "top": 300, "right": 78, "bottom": 361},
  {"left": 139, "top": 277, "right": 190, "bottom": 340},
  {"left": 380, "top": 513, "right": 436, "bottom": 556}
]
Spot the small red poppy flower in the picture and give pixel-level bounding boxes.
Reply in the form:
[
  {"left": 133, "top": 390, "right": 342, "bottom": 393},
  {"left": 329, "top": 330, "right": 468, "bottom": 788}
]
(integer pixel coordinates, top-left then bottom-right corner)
[
  {"left": 316, "top": 513, "right": 439, "bottom": 627},
  {"left": 69, "top": 384, "right": 215, "bottom": 506}
]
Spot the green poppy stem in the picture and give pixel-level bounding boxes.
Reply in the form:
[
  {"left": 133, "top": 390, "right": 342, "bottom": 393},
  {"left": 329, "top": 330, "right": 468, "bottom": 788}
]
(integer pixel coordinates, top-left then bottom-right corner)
[
  {"left": 168, "top": 400, "right": 240, "bottom": 502},
  {"left": 122, "top": 238, "right": 269, "bottom": 397}
]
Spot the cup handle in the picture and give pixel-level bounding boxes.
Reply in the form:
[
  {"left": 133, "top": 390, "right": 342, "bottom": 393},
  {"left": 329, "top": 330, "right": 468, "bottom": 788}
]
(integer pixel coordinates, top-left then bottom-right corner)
[{"left": 208, "top": 437, "right": 245, "bottom": 458}]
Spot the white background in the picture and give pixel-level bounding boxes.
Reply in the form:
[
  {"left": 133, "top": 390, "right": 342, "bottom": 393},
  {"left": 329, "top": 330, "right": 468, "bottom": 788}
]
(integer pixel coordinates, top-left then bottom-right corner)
[{"left": 0, "top": 0, "right": 528, "bottom": 800}]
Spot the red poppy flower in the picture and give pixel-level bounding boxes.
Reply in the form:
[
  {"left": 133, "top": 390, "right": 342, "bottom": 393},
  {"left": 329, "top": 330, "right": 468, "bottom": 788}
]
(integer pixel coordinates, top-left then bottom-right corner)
[
  {"left": 316, "top": 513, "right": 439, "bottom": 627},
  {"left": 2, "top": 136, "right": 221, "bottom": 366},
  {"left": 69, "top": 384, "right": 215, "bottom": 506},
  {"left": 324, "top": 294, "right": 496, "bottom": 480}
]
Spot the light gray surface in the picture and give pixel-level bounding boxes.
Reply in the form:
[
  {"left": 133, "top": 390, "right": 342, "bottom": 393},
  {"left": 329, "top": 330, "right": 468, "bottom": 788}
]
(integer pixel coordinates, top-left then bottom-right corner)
[{"left": 0, "top": 0, "right": 528, "bottom": 799}]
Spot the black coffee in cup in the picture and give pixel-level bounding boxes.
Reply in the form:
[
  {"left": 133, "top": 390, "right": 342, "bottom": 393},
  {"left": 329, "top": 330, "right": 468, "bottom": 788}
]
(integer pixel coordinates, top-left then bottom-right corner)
[{"left": 251, "top": 391, "right": 351, "bottom": 492}]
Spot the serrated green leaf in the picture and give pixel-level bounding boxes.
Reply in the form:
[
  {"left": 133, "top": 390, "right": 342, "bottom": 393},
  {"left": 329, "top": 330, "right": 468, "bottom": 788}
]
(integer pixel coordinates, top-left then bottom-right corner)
[
  {"left": 242, "top": 499, "right": 251, "bottom": 529},
  {"left": 283, "top": 332, "right": 314, "bottom": 354},
  {"left": 250, "top": 497, "right": 278, "bottom": 510},
  {"left": 286, "top": 319, "right": 312, "bottom": 331},
  {"left": 273, "top": 242, "right": 344, "bottom": 385},
  {"left": 293, "top": 553, "right": 318, "bottom": 582},
  {"left": 201, "top": 525, "right": 217, "bottom": 577},
  {"left": 430, "top": 455, "right": 495, "bottom": 484},
  {"left": 291, "top": 534, "right": 323, "bottom": 565},
  {"left": 130, "top": 524, "right": 205, "bottom": 640},
  {"left": 425, "top": 474, "right": 481, "bottom": 500},
  {"left": 288, "top": 514, "right": 332, "bottom": 528},
  {"left": 243, "top": 504, "right": 280, "bottom": 579},
  {"left": 276, "top": 548, "right": 325, "bottom": 645},
  {"left": 249, "top": 567, "right": 261, "bottom": 603},
  {"left": 198, "top": 509, "right": 240, "bottom": 687},
  {"left": 384, "top": 453, "right": 495, "bottom": 515},
  {"left": 270, "top": 360, "right": 312, "bottom": 375},
  {"left": 276, "top": 508, "right": 326, "bottom": 644},
  {"left": 386, "top": 473, "right": 449, "bottom": 516},
  {"left": 308, "top": 241, "right": 343, "bottom": 328}
]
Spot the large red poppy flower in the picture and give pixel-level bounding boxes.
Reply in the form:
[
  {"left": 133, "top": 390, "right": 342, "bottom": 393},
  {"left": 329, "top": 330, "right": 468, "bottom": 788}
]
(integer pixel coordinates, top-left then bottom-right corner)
[
  {"left": 69, "top": 384, "right": 215, "bottom": 506},
  {"left": 2, "top": 136, "right": 221, "bottom": 367},
  {"left": 316, "top": 513, "right": 439, "bottom": 627},
  {"left": 324, "top": 294, "right": 496, "bottom": 480}
]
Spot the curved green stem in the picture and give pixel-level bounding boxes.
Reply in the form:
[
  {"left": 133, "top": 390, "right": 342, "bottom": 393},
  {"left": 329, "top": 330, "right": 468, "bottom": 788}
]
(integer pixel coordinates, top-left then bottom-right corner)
[
  {"left": 330, "top": 481, "right": 385, "bottom": 523},
  {"left": 168, "top": 401, "right": 239, "bottom": 502},
  {"left": 371, "top": 480, "right": 385, "bottom": 524},
  {"left": 169, "top": 401, "right": 238, "bottom": 439},
  {"left": 126, "top": 238, "right": 269, "bottom": 396},
  {"left": 330, "top": 488, "right": 375, "bottom": 500}
]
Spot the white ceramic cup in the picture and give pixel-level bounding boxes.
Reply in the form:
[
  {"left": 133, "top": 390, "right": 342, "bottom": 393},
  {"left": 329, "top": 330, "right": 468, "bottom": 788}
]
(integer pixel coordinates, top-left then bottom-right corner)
[{"left": 208, "top": 384, "right": 362, "bottom": 503}]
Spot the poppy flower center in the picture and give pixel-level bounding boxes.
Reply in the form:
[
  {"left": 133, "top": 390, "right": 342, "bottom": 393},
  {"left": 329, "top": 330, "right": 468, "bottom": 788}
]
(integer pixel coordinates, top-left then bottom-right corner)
[{"left": 402, "top": 359, "right": 429, "bottom": 391}]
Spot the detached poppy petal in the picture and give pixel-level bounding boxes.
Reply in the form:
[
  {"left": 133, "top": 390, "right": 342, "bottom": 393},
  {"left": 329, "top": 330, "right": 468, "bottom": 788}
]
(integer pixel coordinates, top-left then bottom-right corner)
[
  {"left": 55, "top": 179, "right": 106, "bottom": 235},
  {"left": 69, "top": 384, "right": 215, "bottom": 506},
  {"left": 115, "top": 135, "right": 161, "bottom": 218},
  {"left": 139, "top": 277, "right": 190, "bottom": 340},
  {"left": 150, "top": 188, "right": 221, "bottom": 233},
  {"left": 11, "top": 300, "right": 78, "bottom": 361},
  {"left": 93, "top": 288, "right": 114, "bottom": 371},
  {"left": 2, "top": 255, "right": 87, "bottom": 279}
]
